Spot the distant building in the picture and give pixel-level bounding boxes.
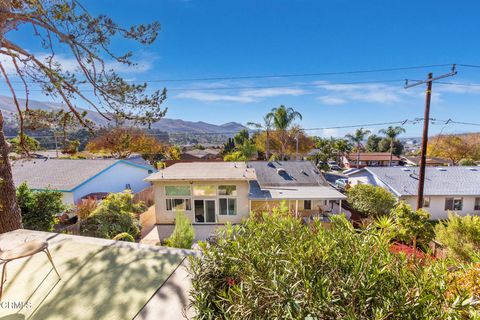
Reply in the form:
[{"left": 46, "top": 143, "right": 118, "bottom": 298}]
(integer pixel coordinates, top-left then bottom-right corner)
[
  {"left": 401, "top": 156, "right": 452, "bottom": 167},
  {"left": 180, "top": 148, "right": 222, "bottom": 160},
  {"left": 341, "top": 152, "right": 401, "bottom": 168},
  {"left": 12, "top": 158, "right": 155, "bottom": 205},
  {"left": 345, "top": 166, "right": 480, "bottom": 220}
]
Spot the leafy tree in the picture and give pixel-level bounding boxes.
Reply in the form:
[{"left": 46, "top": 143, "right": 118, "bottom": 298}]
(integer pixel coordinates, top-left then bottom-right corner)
[
  {"left": 346, "top": 184, "right": 396, "bottom": 218},
  {"left": 334, "top": 138, "right": 352, "bottom": 163},
  {"left": 80, "top": 191, "right": 143, "bottom": 239},
  {"left": 16, "top": 182, "right": 64, "bottom": 232},
  {"left": 427, "top": 134, "right": 471, "bottom": 165},
  {"left": 436, "top": 213, "right": 480, "bottom": 262},
  {"left": 189, "top": 206, "right": 474, "bottom": 319},
  {"left": 223, "top": 138, "right": 235, "bottom": 155},
  {"left": 112, "top": 232, "right": 135, "bottom": 242},
  {"left": 378, "top": 126, "right": 406, "bottom": 166},
  {"left": 233, "top": 129, "right": 249, "bottom": 147},
  {"left": 345, "top": 128, "right": 371, "bottom": 168},
  {"left": 86, "top": 127, "right": 164, "bottom": 158},
  {"left": 265, "top": 105, "right": 302, "bottom": 160},
  {"left": 8, "top": 134, "right": 40, "bottom": 154},
  {"left": 392, "top": 202, "right": 434, "bottom": 253},
  {"left": 166, "top": 145, "right": 182, "bottom": 160},
  {"left": 247, "top": 116, "right": 273, "bottom": 159},
  {"left": 0, "top": 1, "right": 165, "bottom": 233},
  {"left": 165, "top": 211, "right": 195, "bottom": 249},
  {"left": 378, "top": 138, "right": 404, "bottom": 156},
  {"left": 365, "top": 134, "right": 382, "bottom": 152},
  {"left": 254, "top": 127, "right": 313, "bottom": 160}
]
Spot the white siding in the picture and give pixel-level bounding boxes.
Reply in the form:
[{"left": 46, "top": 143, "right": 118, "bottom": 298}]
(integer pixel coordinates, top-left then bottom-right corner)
[
  {"left": 402, "top": 195, "right": 480, "bottom": 220},
  {"left": 71, "top": 162, "right": 152, "bottom": 203},
  {"left": 153, "top": 180, "right": 250, "bottom": 224}
]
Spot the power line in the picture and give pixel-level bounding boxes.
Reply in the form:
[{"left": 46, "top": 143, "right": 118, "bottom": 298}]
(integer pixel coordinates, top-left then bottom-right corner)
[{"left": 4, "top": 63, "right": 454, "bottom": 84}]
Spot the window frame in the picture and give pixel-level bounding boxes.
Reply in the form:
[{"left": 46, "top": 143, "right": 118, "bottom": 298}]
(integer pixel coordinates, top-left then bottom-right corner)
[
  {"left": 166, "top": 198, "right": 192, "bottom": 211},
  {"left": 165, "top": 185, "right": 191, "bottom": 196},
  {"left": 219, "top": 198, "right": 237, "bottom": 216},
  {"left": 423, "top": 197, "right": 430, "bottom": 208},
  {"left": 445, "top": 197, "right": 463, "bottom": 211},
  {"left": 304, "top": 200, "right": 312, "bottom": 210},
  {"left": 192, "top": 185, "right": 217, "bottom": 196},
  {"left": 475, "top": 197, "right": 480, "bottom": 211}
]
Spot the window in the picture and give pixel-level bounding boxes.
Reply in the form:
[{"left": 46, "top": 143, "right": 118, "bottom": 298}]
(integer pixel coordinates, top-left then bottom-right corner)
[
  {"left": 193, "top": 185, "right": 216, "bottom": 196},
  {"left": 445, "top": 197, "right": 463, "bottom": 211},
  {"left": 423, "top": 197, "right": 430, "bottom": 208},
  {"left": 219, "top": 198, "right": 237, "bottom": 215},
  {"left": 125, "top": 184, "right": 131, "bottom": 190},
  {"left": 218, "top": 185, "right": 237, "bottom": 196},
  {"left": 166, "top": 198, "right": 191, "bottom": 211},
  {"left": 304, "top": 200, "right": 312, "bottom": 210},
  {"left": 165, "top": 185, "right": 191, "bottom": 196},
  {"left": 475, "top": 198, "right": 480, "bottom": 211}
]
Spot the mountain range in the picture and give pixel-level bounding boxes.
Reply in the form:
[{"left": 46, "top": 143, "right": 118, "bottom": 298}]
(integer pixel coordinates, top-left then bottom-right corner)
[{"left": 0, "top": 95, "right": 246, "bottom": 134}]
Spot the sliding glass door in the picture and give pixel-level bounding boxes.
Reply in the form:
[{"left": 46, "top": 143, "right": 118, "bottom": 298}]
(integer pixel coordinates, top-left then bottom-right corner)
[{"left": 194, "top": 199, "right": 216, "bottom": 223}]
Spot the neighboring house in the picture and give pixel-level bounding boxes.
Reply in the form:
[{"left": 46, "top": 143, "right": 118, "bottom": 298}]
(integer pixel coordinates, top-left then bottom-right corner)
[
  {"left": 401, "top": 156, "right": 452, "bottom": 167},
  {"left": 146, "top": 161, "right": 346, "bottom": 226},
  {"left": 180, "top": 148, "right": 222, "bottom": 160},
  {"left": 12, "top": 158, "right": 155, "bottom": 205},
  {"left": 345, "top": 166, "right": 480, "bottom": 220},
  {"left": 341, "top": 152, "right": 401, "bottom": 168}
]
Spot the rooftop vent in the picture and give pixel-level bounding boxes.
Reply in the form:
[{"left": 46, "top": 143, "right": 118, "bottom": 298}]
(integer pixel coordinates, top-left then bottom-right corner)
[
  {"left": 436, "top": 167, "right": 447, "bottom": 171},
  {"left": 267, "top": 161, "right": 275, "bottom": 168},
  {"left": 277, "top": 168, "right": 287, "bottom": 175},
  {"left": 301, "top": 170, "right": 308, "bottom": 176},
  {"left": 468, "top": 167, "right": 478, "bottom": 171},
  {"left": 401, "top": 168, "right": 410, "bottom": 172}
]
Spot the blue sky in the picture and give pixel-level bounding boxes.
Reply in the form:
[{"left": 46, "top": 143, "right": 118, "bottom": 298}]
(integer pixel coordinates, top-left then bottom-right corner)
[{"left": 5, "top": 0, "right": 480, "bottom": 138}]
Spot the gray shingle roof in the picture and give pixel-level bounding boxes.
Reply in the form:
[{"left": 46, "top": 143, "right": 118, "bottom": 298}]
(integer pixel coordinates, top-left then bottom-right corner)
[
  {"left": 365, "top": 166, "right": 480, "bottom": 196},
  {"left": 247, "top": 161, "right": 328, "bottom": 187},
  {"left": 12, "top": 159, "right": 148, "bottom": 191}
]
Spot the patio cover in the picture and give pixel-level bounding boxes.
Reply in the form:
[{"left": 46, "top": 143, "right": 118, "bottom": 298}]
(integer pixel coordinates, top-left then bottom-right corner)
[{"left": 248, "top": 181, "right": 346, "bottom": 200}]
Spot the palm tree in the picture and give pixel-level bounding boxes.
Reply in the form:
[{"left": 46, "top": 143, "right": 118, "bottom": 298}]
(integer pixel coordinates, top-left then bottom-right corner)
[
  {"left": 265, "top": 105, "right": 302, "bottom": 160},
  {"left": 379, "top": 126, "right": 406, "bottom": 166},
  {"left": 334, "top": 138, "right": 352, "bottom": 166},
  {"left": 247, "top": 115, "right": 273, "bottom": 160},
  {"left": 345, "top": 128, "right": 371, "bottom": 168}
]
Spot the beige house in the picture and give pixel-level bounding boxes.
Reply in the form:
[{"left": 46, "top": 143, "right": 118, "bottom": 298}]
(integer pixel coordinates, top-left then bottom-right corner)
[{"left": 146, "top": 161, "right": 346, "bottom": 225}]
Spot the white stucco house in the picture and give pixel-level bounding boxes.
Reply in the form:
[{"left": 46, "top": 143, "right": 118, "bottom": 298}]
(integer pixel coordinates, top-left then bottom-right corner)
[
  {"left": 12, "top": 158, "right": 155, "bottom": 205},
  {"left": 145, "top": 161, "right": 347, "bottom": 228},
  {"left": 345, "top": 166, "right": 480, "bottom": 220}
]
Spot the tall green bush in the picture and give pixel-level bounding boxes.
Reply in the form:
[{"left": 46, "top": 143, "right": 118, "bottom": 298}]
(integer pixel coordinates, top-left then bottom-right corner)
[
  {"left": 436, "top": 213, "right": 480, "bottom": 262},
  {"left": 346, "top": 184, "right": 396, "bottom": 217},
  {"left": 165, "top": 211, "right": 195, "bottom": 249},
  {"left": 189, "top": 207, "right": 475, "bottom": 319},
  {"left": 16, "top": 182, "right": 65, "bottom": 231},
  {"left": 80, "top": 190, "right": 141, "bottom": 239},
  {"left": 392, "top": 201, "right": 434, "bottom": 251}
]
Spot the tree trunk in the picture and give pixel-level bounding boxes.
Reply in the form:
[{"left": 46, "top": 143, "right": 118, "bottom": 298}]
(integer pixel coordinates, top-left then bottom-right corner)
[
  {"left": 389, "top": 140, "right": 393, "bottom": 167},
  {"left": 0, "top": 111, "right": 22, "bottom": 233},
  {"left": 356, "top": 145, "right": 360, "bottom": 168}
]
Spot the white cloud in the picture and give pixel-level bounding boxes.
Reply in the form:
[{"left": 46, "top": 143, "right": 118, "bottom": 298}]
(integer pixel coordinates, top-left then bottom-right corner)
[
  {"left": 175, "top": 87, "right": 307, "bottom": 103},
  {"left": 322, "top": 128, "right": 340, "bottom": 137},
  {"left": 315, "top": 81, "right": 404, "bottom": 104},
  {"left": 317, "top": 95, "right": 347, "bottom": 105}
]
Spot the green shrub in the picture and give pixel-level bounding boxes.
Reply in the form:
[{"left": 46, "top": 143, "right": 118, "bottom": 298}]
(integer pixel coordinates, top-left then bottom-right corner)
[
  {"left": 458, "top": 158, "right": 476, "bottom": 166},
  {"left": 9, "top": 134, "right": 40, "bottom": 154},
  {"left": 16, "top": 182, "right": 65, "bottom": 231},
  {"left": 436, "top": 213, "right": 480, "bottom": 262},
  {"left": 392, "top": 201, "right": 434, "bottom": 251},
  {"left": 112, "top": 232, "right": 135, "bottom": 242},
  {"left": 346, "top": 184, "right": 396, "bottom": 217},
  {"left": 189, "top": 207, "right": 475, "bottom": 319},
  {"left": 165, "top": 211, "right": 195, "bottom": 249},
  {"left": 80, "top": 191, "right": 141, "bottom": 239}
]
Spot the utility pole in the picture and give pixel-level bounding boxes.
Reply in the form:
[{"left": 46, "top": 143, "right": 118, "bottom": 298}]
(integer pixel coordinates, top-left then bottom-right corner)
[{"left": 405, "top": 65, "right": 457, "bottom": 210}]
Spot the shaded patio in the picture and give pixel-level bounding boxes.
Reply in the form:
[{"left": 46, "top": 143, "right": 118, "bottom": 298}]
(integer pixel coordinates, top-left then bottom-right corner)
[{"left": 0, "top": 230, "right": 194, "bottom": 320}]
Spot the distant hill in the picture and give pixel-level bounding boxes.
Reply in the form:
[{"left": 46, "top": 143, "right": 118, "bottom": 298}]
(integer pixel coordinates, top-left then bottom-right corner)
[{"left": 0, "top": 95, "right": 246, "bottom": 134}]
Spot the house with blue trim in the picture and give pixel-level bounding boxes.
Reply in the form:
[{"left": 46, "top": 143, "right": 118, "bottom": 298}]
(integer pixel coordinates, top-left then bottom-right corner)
[{"left": 12, "top": 158, "right": 155, "bottom": 205}]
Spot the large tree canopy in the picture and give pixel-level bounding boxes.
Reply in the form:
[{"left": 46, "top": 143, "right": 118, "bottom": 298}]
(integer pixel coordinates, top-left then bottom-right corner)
[{"left": 0, "top": 0, "right": 166, "bottom": 232}]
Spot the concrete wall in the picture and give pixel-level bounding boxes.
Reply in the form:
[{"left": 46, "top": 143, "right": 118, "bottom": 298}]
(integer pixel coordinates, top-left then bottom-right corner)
[
  {"left": 72, "top": 162, "right": 152, "bottom": 203},
  {"left": 153, "top": 180, "right": 250, "bottom": 224},
  {"left": 402, "top": 195, "right": 480, "bottom": 220}
]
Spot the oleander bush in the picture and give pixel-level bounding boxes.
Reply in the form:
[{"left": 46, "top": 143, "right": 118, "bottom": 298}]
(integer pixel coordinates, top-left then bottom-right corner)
[
  {"left": 189, "top": 206, "right": 478, "bottom": 319},
  {"left": 436, "top": 213, "right": 480, "bottom": 262}
]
